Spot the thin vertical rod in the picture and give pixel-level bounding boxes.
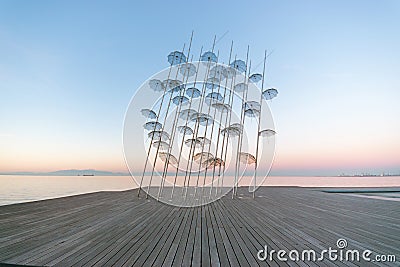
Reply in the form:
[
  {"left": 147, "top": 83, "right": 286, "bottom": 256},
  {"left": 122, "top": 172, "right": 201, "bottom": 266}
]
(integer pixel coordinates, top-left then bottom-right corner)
[
  {"left": 253, "top": 50, "right": 267, "bottom": 198},
  {"left": 183, "top": 36, "right": 217, "bottom": 199},
  {"left": 207, "top": 41, "right": 234, "bottom": 198},
  {"left": 200, "top": 53, "right": 226, "bottom": 199},
  {"left": 217, "top": 55, "right": 237, "bottom": 195},
  {"left": 235, "top": 61, "right": 251, "bottom": 197},
  {"left": 194, "top": 50, "right": 221, "bottom": 197},
  {"left": 232, "top": 46, "right": 250, "bottom": 198}
]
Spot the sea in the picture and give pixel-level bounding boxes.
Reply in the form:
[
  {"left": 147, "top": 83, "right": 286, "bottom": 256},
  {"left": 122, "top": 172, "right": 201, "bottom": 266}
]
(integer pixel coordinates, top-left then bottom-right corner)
[{"left": 0, "top": 175, "right": 399, "bottom": 206}]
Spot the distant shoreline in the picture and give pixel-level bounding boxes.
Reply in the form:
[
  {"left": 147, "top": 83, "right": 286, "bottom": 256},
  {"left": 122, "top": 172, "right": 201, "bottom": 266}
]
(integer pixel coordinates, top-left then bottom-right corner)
[{"left": 1, "top": 173, "right": 400, "bottom": 177}]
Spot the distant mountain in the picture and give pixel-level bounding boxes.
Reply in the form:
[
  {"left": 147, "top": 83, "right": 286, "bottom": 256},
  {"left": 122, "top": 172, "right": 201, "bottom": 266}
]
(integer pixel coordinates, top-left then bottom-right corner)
[{"left": 0, "top": 169, "right": 129, "bottom": 176}]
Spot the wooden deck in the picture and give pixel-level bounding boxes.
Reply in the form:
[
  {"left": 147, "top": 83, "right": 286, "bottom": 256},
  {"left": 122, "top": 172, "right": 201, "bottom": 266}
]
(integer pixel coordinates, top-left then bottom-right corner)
[{"left": 0, "top": 187, "right": 399, "bottom": 266}]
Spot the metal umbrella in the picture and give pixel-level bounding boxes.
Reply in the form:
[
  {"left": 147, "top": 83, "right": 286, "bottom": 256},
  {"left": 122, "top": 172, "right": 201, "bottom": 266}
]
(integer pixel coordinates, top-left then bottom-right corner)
[
  {"left": 140, "top": 108, "right": 158, "bottom": 119},
  {"left": 262, "top": 88, "right": 278, "bottom": 100},
  {"left": 168, "top": 51, "right": 187, "bottom": 65}
]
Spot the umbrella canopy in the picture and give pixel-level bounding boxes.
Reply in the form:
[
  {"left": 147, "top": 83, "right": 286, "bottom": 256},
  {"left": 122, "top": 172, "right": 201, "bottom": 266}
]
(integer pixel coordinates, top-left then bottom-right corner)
[
  {"left": 202, "top": 157, "right": 225, "bottom": 168},
  {"left": 197, "top": 136, "right": 211, "bottom": 146},
  {"left": 140, "top": 108, "right": 157, "bottom": 119},
  {"left": 158, "top": 152, "right": 178, "bottom": 165},
  {"left": 221, "top": 125, "right": 243, "bottom": 137},
  {"left": 179, "top": 109, "right": 197, "bottom": 120},
  {"left": 200, "top": 51, "right": 217, "bottom": 63},
  {"left": 244, "top": 108, "right": 260, "bottom": 117},
  {"left": 190, "top": 113, "right": 213, "bottom": 126},
  {"left": 229, "top": 59, "right": 246, "bottom": 73},
  {"left": 168, "top": 85, "right": 185, "bottom": 93},
  {"left": 184, "top": 137, "right": 211, "bottom": 148},
  {"left": 193, "top": 152, "right": 214, "bottom": 163},
  {"left": 259, "top": 129, "right": 276, "bottom": 137},
  {"left": 233, "top": 82, "right": 248, "bottom": 92},
  {"left": 185, "top": 138, "right": 202, "bottom": 147},
  {"left": 206, "top": 92, "right": 223, "bottom": 102},
  {"left": 163, "top": 79, "right": 182, "bottom": 91},
  {"left": 179, "top": 63, "right": 196, "bottom": 77},
  {"left": 205, "top": 77, "right": 220, "bottom": 89},
  {"left": 168, "top": 51, "right": 187, "bottom": 65},
  {"left": 152, "top": 140, "right": 170, "bottom": 151},
  {"left": 212, "top": 103, "right": 231, "bottom": 113},
  {"left": 177, "top": 125, "right": 193, "bottom": 135},
  {"left": 149, "top": 79, "right": 165, "bottom": 92},
  {"left": 239, "top": 152, "right": 256, "bottom": 164},
  {"left": 225, "top": 66, "right": 238, "bottom": 79},
  {"left": 230, "top": 123, "right": 243, "bottom": 130},
  {"left": 244, "top": 101, "right": 261, "bottom": 111},
  {"left": 148, "top": 130, "right": 170, "bottom": 141},
  {"left": 249, "top": 73, "right": 262, "bottom": 83},
  {"left": 209, "top": 65, "right": 228, "bottom": 80},
  {"left": 186, "top": 87, "right": 201, "bottom": 98},
  {"left": 172, "top": 95, "right": 189, "bottom": 105},
  {"left": 143, "top": 121, "right": 163, "bottom": 131},
  {"left": 262, "top": 88, "right": 278, "bottom": 100}
]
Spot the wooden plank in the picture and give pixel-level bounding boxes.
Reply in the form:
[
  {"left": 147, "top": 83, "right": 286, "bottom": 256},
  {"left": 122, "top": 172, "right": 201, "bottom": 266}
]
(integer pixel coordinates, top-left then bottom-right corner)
[{"left": 0, "top": 187, "right": 399, "bottom": 267}]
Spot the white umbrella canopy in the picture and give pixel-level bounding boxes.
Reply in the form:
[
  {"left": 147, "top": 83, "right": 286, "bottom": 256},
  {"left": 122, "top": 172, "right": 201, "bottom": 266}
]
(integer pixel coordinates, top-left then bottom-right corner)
[
  {"left": 186, "top": 87, "right": 201, "bottom": 98},
  {"left": 233, "top": 82, "right": 248, "bottom": 93},
  {"left": 196, "top": 136, "right": 211, "bottom": 146},
  {"left": 200, "top": 51, "right": 218, "bottom": 63},
  {"left": 179, "top": 62, "right": 196, "bottom": 77},
  {"left": 179, "top": 109, "right": 197, "bottom": 120},
  {"left": 205, "top": 77, "right": 220, "bottom": 89},
  {"left": 184, "top": 138, "right": 202, "bottom": 147},
  {"left": 262, "top": 88, "right": 278, "bottom": 100},
  {"left": 209, "top": 65, "right": 228, "bottom": 80},
  {"left": 148, "top": 130, "right": 170, "bottom": 141},
  {"left": 163, "top": 79, "right": 183, "bottom": 91},
  {"left": 190, "top": 113, "right": 213, "bottom": 126},
  {"left": 229, "top": 59, "right": 247, "bottom": 73},
  {"left": 143, "top": 121, "right": 163, "bottom": 131},
  {"left": 152, "top": 140, "right": 170, "bottom": 151},
  {"left": 244, "top": 108, "right": 260, "bottom": 117},
  {"left": 225, "top": 66, "right": 238, "bottom": 78},
  {"left": 221, "top": 125, "right": 242, "bottom": 137},
  {"left": 184, "top": 137, "right": 211, "bottom": 148},
  {"left": 177, "top": 125, "right": 193, "bottom": 135},
  {"left": 202, "top": 157, "right": 225, "bottom": 168},
  {"left": 168, "top": 51, "right": 187, "bottom": 65},
  {"left": 193, "top": 152, "right": 214, "bottom": 163},
  {"left": 140, "top": 108, "right": 158, "bottom": 119},
  {"left": 244, "top": 101, "right": 261, "bottom": 111},
  {"left": 205, "top": 92, "right": 224, "bottom": 105},
  {"left": 172, "top": 95, "right": 189, "bottom": 106},
  {"left": 149, "top": 79, "right": 165, "bottom": 92},
  {"left": 248, "top": 73, "right": 262, "bottom": 83},
  {"left": 259, "top": 129, "right": 276, "bottom": 137},
  {"left": 158, "top": 152, "right": 178, "bottom": 165},
  {"left": 239, "top": 152, "right": 256, "bottom": 164},
  {"left": 212, "top": 103, "right": 231, "bottom": 113}
]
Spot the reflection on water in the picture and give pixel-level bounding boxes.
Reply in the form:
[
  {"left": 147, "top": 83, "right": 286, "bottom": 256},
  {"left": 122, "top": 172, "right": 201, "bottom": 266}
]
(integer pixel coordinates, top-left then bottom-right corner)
[
  {"left": 0, "top": 175, "right": 399, "bottom": 206},
  {"left": 0, "top": 176, "right": 136, "bottom": 206}
]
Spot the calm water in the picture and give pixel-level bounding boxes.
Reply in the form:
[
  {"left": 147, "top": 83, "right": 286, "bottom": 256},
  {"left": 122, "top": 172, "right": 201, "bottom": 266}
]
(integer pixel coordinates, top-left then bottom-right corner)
[{"left": 0, "top": 175, "right": 399, "bottom": 206}]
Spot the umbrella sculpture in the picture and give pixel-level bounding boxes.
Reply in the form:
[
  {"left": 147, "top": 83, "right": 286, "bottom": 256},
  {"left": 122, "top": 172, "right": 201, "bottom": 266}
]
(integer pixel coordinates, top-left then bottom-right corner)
[{"left": 136, "top": 36, "right": 279, "bottom": 204}]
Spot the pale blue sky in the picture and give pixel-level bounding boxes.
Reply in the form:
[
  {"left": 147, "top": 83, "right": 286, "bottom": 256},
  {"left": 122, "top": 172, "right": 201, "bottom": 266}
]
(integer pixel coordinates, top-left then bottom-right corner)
[{"left": 1, "top": 0, "right": 399, "bottom": 175}]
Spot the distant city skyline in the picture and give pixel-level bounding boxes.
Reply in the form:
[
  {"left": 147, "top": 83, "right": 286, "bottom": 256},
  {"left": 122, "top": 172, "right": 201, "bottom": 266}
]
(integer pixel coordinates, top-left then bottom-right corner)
[{"left": 1, "top": 0, "right": 399, "bottom": 176}]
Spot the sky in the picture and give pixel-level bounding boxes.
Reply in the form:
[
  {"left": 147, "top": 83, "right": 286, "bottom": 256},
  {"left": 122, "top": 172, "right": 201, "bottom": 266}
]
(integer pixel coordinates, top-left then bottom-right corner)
[{"left": 0, "top": 0, "right": 399, "bottom": 176}]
